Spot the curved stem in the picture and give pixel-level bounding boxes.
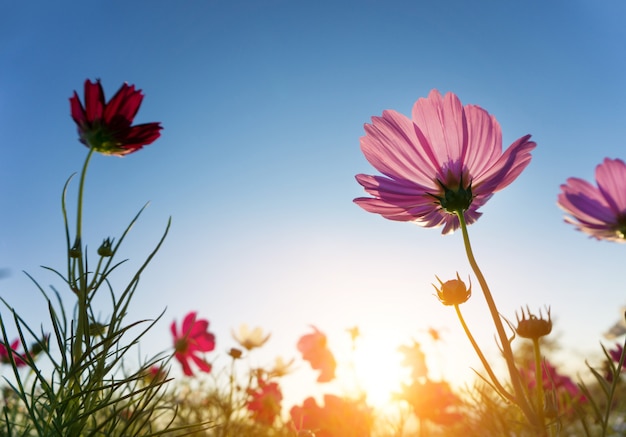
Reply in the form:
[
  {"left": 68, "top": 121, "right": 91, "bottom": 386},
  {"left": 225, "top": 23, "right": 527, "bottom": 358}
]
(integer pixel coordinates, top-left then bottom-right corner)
[
  {"left": 455, "top": 211, "right": 541, "bottom": 430},
  {"left": 454, "top": 304, "right": 515, "bottom": 403}
]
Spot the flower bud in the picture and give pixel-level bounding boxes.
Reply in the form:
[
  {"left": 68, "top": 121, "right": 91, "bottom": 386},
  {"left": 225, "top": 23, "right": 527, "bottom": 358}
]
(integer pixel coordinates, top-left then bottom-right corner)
[
  {"left": 89, "top": 322, "right": 108, "bottom": 337},
  {"left": 433, "top": 273, "right": 471, "bottom": 306},
  {"left": 228, "top": 347, "right": 243, "bottom": 359},
  {"left": 29, "top": 335, "right": 50, "bottom": 357},
  {"left": 515, "top": 306, "right": 552, "bottom": 340},
  {"left": 69, "top": 238, "right": 82, "bottom": 258},
  {"left": 97, "top": 237, "right": 114, "bottom": 257}
]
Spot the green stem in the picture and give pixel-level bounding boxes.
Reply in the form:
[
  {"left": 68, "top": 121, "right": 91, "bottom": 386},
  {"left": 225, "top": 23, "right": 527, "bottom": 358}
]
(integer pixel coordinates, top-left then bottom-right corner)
[
  {"left": 454, "top": 304, "right": 515, "bottom": 403},
  {"left": 532, "top": 338, "right": 546, "bottom": 428},
  {"left": 455, "top": 211, "right": 541, "bottom": 431},
  {"left": 72, "top": 148, "right": 95, "bottom": 371}
]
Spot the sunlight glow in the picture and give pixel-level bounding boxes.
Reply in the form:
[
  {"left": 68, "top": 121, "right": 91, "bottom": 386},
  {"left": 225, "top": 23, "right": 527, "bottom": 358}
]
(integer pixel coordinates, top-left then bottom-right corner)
[{"left": 341, "top": 333, "right": 407, "bottom": 407}]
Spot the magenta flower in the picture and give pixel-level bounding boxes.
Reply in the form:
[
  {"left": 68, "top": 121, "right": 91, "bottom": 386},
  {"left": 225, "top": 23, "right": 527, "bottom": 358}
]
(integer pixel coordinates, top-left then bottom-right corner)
[
  {"left": 171, "top": 312, "right": 216, "bottom": 376},
  {"left": 70, "top": 79, "right": 162, "bottom": 156},
  {"left": 354, "top": 90, "right": 536, "bottom": 234},
  {"left": 558, "top": 158, "right": 626, "bottom": 242},
  {"left": 0, "top": 338, "right": 27, "bottom": 367}
]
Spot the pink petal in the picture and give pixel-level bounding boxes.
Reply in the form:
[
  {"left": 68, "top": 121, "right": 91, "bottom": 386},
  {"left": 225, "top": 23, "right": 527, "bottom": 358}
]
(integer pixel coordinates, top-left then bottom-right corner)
[
  {"left": 190, "top": 354, "right": 212, "bottom": 373},
  {"left": 596, "top": 158, "right": 626, "bottom": 214},
  {"left": 462, "top": 104, "right": 502, "bottom": 175},
  {"left": 410, "top": 90, "right": 466, "bottom": 176},
  {"left": 361, "top": 111, "right": 438, "bottom": 186},
  {"left": 181, "top": 312, "right": 197, "bottom": 335}
]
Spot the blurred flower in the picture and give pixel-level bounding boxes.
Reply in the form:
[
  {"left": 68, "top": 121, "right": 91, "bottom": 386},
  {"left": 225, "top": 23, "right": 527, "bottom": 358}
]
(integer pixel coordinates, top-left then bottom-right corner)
[
  {"left": 290, "top": 394, "right": 373, "bottom": 437},
  {"left": 604, "top": 308, "right": 626, "bottom": 339},
  {"left": 171, "top": 312, "right": 216, "bottom": 376},
  {"left": 426, "top": 327, "right": 444, "bottom": 342},
  {"left": 0, "top": 338, "right": 27, "bottom": 367},
  {"left": 354, "top": 89, "right": 536, "bottom": 234},
  {"left": 232, "top": 324, "right": 271, "bottom": 350},
  {"left": 346, "top": 326, "right": 360, "bottom": 343},
  {"left": 297, "top": 326, "right": 336, "bottom": 382},
  {"left": 558, "top": 158, "right": 626, "bottom": 242},
  {"left": 606, "top": 342, "right": 626, "bottom": 382},
  {"left": 70, "top": 79, "right": 162, "bottom": 156},
  {"left": 398, "top": 339, "right": 428, "bottom": 381},
  {"left": 269, "top": 356, "right": 296, "bottom": 377},
  {"left": 519, "top": 359, "right": 585, "bottom": 414},
  {"left": 144, "top": 365, "right": 167, "bottom": 385},
  {"left": 433, "top": 273, "right": 471, "bottom": 306},
  {"left": 609, "top": 342, "right": 625, "bottom": 365},
  {"left": 515, "top": 306, "right": 552, "bottom": 340},
  {"left": 394, "top": 379, "right": 463, "bottom": 425},
  {"left": 246, "top": 378, "right": 283, "bottom": 426}
]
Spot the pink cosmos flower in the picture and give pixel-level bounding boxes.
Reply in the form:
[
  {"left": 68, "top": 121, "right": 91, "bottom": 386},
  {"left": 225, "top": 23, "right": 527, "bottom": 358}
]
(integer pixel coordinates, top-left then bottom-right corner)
[
  {"left": 297, "top": 326, "right": 336, "bottom": 382},
  {"left": 354, "top": 90, "right": 536, "bottom": 234},
  {"left": 558, "top": 158, "right": 626, "bottom": 242},
  {"left": 171, "top": 312, "right": 216, "bottom": 376},
  {"left": 70, "top": 79, "right": 162, "bottom": 156}
]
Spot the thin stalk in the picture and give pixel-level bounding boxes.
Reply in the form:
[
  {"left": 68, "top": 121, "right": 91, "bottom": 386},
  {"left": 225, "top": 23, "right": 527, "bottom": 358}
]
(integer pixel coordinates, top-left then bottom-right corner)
[
  {"left": 72, "top": 148, "right": 95, "bottom": 375},
  {"left": 454, "top": 304, "right": 515, "bottom": 403},
  {"left": 455, "top": 211, "right": 541, "bottom": 431},
  {"left": 532, "top": 338, "right": 546, "bottom": 429}
]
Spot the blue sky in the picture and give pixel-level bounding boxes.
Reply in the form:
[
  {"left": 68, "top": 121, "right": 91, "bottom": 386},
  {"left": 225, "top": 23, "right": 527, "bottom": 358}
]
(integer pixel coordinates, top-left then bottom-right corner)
[{"left": 2, "top": 0, "right": 626, "bottom": 408}]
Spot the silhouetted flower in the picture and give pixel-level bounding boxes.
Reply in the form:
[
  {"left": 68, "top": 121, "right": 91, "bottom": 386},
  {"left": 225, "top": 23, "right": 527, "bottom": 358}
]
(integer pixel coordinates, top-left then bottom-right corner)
[
  {"left": 171, "top": 312, "right": 216, "bottom": 376},
  {"left": 398, "top": 340, "right": 428, "bottom": 381},
  {"left": 246, "top": 378, "right": 283, "bottom": 426},
  {"left": 433, "top": 273, "right": 471, "bottom": 306},
  {"left": 558, "top": 158, "right": 626, "bottom": 242},
  {"left": 290, "top": 394, "right": 373, "bottom": 437},
  {"left": 394, "top": 379, "right": 463, "bottom": 425},
  {"left": 70, "top": 79, "right": 162, "bottom": 156},
  {"left": 232, "top": 324, "right": 271, "bottom": 350},
  {"left": 354, "top": 89, "right": 535, "bottom": 234},
  {"left": 515, "top": 306, "right": 552, "bottom": 340},
  {"left": 297, "top": 326, "right": 336, "bottom": 382}
]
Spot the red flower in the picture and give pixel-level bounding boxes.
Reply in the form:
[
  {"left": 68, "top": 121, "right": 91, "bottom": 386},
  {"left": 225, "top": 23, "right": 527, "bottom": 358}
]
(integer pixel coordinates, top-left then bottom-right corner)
[
  {"left": 0, "top": 338, "right": 27, "bottom": 367},
  {"left": 70, "top": 79, "right": 162, "bottom": 156},
  {"left": 246, "top": 378, "right": 283, "bottom": 426},
  {"left": 171, "top": 312, "right": 216, "bottom": 376},
  {"left": 297, "top": 326, "right": 336, "bottom": 382},
  {"left": 290, "top": 394, "right": 373, "bottom": 437}
]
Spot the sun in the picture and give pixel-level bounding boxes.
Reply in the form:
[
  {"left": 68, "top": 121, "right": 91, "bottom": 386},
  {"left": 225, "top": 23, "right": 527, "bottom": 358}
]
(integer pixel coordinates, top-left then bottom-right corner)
[{"left": 338, "top": 331, "right": 408, "bottom": 408}]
